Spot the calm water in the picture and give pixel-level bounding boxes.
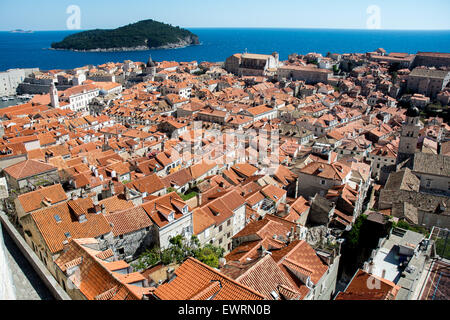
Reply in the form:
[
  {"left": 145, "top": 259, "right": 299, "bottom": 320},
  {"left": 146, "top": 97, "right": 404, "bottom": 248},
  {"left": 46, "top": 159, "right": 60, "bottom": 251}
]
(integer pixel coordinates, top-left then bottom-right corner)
[{"left": 0, "top": 28, "right": 449, "bottom": 71}]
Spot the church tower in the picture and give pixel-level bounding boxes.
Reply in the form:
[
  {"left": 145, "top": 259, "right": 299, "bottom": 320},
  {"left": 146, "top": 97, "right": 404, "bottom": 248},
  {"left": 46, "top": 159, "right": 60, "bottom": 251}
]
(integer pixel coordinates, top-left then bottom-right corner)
[
  {"left": 397, "top": 106, "right": 421, "bottom": 165},
  {"left": 146, "top": 55, "right": 157, "bottom": 77},
  {"left": 50, "top": 83, "right": 60, "bottom": 109}
]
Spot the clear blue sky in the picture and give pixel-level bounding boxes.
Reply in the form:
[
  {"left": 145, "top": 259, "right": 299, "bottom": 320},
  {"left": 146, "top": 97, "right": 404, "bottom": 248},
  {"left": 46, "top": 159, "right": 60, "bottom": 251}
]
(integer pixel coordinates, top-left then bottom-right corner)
[{"left": 0, "top": 0, "right": 449, "bottom": 31}]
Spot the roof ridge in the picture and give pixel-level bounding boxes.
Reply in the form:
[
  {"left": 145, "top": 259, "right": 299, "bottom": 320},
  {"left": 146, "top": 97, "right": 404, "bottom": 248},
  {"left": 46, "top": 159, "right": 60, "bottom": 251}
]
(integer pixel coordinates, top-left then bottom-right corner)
[{"left": 184, "top": 257, "right": 266, "bottom": 299}]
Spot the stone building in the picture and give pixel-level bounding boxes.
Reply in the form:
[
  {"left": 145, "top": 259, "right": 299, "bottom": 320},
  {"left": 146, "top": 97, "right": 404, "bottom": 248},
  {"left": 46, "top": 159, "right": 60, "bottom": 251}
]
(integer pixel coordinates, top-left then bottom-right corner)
[
  {"left": 225, "top": 52, "right": 280, "bottom": 76},
  {"left": 192, "top": 189, "right": 247, "bottom": 253},
  {"left": 104, "top": 206, "right": 154, "bottom": 260},
  {"left": 141, "top": 192, "right": 193, "bottom": 250},
  {"left": 413, "top": 52, "right": 450, "bottom": 69},
  {"left": 407, "top": 68, "right": 450, "bottom": 99},
  {"left": 20, "top": 198, "right": 114, "bottom": 277},
  {"left": 0, "top": 68, "right": 38, "bottom": 96},
  {"left": 3, "top": 159, "right": 59, "bottom": 193},
  {"left": 379, "top": 168, "right": 450, "bottom": 229},
  {"left": 277, "top": 65, "right": 332, "bottom": 84},
  {"left": 397, "top": 107, "right": 421, "bottom": 165}
]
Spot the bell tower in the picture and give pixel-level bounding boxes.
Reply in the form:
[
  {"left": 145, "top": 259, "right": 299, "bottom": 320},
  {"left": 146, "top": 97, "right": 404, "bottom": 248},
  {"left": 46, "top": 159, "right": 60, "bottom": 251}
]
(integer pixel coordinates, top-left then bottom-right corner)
[
  {"left": 50, "top": 83, "right": 60, "bottom": 109},
  {"left": 397, "top": 107, "right": 420, "bottom": 165}
]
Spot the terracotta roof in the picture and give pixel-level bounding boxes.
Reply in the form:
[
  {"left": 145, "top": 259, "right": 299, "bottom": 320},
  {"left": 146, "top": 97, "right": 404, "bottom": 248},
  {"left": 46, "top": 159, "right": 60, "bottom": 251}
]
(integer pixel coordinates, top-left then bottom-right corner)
[
  {"left": 190, "top": 161, "right": 218, "bottom": 180},
  {"left": 98, "top": 195, "right": 134, "bottom": 214},
  {"left": 192, "top": 207, "right": 216, "bottom": 235},
  {"left": 4, "top": 160, "right": 57, "bottom": 180},
  {"left": 298, "top": 161, "right": 350, "bottom": 181},
  {"left": 271, "top": 240, "right": 328, "bottom": 294},
  {"left": 54, "top": 238, "right": 140, "bottom": 300},
  {"left": 161, "top": 168, "right": 193, "bottom": 188},
  {"left": 126, "top": 174, "right": 165, "bottom": 195},
  {"left": 17, "top": 184, "right": 67, "bottom": 214},
  {"left": 335, "top": 269, "right": 400, "bottom": 300},
  {"left": 105, "top": 206, "right": 153, "bottom": 237},
  {"left": 222, "top": 254, "right": 300, "bottom": 300},
  {"left": 231, "top": 163, "right": 258, "bottom": 178},
  {"left": 141, "top": 192, "right": 189, "bottom": 228},
  {"left": 152, "top": 258, "right": 264, "bottom": 300},
  {"left": 31, "top": 198, "right": 112, "bottom": 254}
]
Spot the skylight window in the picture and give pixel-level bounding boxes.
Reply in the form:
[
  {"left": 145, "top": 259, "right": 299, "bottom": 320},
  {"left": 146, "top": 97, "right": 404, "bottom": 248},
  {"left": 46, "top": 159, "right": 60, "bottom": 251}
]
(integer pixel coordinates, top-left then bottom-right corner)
[
  {"left": 54, "top": 214, "right": 62, "bottom": 223},
  {"left": 64, "top": 232, "right": 72, "bottom": 238}
]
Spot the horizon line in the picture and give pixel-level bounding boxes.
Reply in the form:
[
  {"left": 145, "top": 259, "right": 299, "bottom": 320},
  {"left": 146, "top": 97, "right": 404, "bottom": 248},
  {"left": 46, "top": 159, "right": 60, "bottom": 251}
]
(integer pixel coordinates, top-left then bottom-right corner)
[{"left": 2, "top": 26, "right": 450, "bottom": 32}]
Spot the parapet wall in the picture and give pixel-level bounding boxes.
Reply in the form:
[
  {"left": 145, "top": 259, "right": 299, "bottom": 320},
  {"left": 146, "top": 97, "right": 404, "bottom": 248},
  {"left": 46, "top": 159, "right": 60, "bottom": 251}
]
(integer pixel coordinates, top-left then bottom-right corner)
[{"left": 0, "top": 211, "right": 71, "bottom": 300}]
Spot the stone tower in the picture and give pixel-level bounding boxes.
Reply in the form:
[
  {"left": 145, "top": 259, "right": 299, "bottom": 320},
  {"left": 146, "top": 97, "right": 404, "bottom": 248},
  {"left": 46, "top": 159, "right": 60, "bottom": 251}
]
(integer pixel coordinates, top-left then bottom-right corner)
[
  {"left": 397, "top": 106, "right": 421, "bottom": 165},
  {"left": 146, "top": 55, "right": 157, "bottom": 77},
  {"left": 50, "top": 83, "right": 59, "bottom": 109}
]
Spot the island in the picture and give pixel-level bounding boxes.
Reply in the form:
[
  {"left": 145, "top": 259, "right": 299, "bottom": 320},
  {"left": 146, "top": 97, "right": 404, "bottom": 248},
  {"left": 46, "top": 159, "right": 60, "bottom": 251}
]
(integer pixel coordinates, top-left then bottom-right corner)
[
  {"left": 50, "top": 19, "right": 200, "bottom": 52},
  {"left": 10, "top": 29, "right": 33, "bottom": 33}
]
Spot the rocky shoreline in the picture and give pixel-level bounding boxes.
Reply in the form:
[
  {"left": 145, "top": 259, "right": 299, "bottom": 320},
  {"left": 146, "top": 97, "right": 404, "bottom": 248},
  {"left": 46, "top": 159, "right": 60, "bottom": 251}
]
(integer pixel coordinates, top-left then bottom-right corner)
[{"left": 50, "top": 37, "right": 200, "bottom": 53}]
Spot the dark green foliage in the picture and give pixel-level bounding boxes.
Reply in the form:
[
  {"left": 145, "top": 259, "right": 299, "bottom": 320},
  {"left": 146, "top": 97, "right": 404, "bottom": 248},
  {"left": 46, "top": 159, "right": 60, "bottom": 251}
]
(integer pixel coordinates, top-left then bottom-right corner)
[
  {"left": 132, "top": 246, "right": 161, "bottom": 270},
  {"left": 392, "top": 220, "right": 429, "bottom": 237},
  {"left": 51, "top": 19, "right": 199, "bottom": 50},
  {"left": 132, "top": 235, "right": 224, "bottom": 270},
  {"left": 435, "top": 238, "right": 450, "bottom": 260},
  {"left": 344, "top": 214, "right": 367, "bottom": 249},
  {"left": 332, "top": 64, "right": 340, "bottom": 74}
]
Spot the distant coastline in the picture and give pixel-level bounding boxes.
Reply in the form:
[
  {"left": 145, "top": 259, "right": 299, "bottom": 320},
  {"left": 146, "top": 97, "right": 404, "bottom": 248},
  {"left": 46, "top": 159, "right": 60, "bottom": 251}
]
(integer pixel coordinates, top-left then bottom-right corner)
[
  {"left": 48, "top": 41, "right": 201, "bottom": 53},
  {"left": 10, "top": 29, "right": 33, "bottom": 34}
]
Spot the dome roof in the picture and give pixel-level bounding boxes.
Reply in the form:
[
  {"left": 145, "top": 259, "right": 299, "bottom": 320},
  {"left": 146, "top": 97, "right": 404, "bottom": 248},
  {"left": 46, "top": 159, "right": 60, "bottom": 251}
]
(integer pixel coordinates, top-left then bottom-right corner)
[{"left": 406, "top": 106, "right": 420, "bottom": 117}]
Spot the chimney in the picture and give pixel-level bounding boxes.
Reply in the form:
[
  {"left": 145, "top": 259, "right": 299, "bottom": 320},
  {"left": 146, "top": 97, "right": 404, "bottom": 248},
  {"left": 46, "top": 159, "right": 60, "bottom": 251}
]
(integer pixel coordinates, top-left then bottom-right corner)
[
  {"left": 166, "top": 267, "right": 175, "bottom": 281},
  {"left": 62, "top": 240, "right": 70, "bottom": 253},
  {"left": 109, "top": 180, "right": 115, "bottom": 195},
  {"left": 260, "top": 245, "right": 267, "bottom": 257},
  {"left": 289, "top": 227, "right": 295, "bottom": 242}
]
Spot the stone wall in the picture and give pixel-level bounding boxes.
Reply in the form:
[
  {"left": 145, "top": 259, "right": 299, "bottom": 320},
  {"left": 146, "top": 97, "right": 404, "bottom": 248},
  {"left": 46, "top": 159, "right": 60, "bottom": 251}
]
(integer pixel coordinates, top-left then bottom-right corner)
[{"left": 0, "top": 211, "right": 70, "bottom": 300}]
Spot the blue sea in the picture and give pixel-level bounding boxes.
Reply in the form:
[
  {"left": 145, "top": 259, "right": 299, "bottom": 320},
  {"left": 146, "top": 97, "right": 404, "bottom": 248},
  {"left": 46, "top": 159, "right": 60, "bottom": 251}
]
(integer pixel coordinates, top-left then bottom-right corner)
[{"left": 0, "top": 28, "right": 449, "bottom": 71}]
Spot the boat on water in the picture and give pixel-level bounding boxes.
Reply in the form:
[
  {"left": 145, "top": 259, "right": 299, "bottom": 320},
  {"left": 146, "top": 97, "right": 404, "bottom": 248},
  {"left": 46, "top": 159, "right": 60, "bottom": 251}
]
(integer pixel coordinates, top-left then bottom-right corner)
[
  {"left": 7, "top": 97, "right": 15, "bottom": 101},
  {"left": 1, "top": 97, "right": 8, "bottom": 102}
]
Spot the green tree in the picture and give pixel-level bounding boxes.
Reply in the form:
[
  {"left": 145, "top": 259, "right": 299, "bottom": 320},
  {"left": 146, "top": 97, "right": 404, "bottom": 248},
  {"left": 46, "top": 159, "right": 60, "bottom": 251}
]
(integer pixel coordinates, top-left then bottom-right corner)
[
  {"left": 132, "top": 247, "right": 161, "bottom": 270},
  {"left": 195, "top": 246, "right": 220, "bottom": 268},
  {"left": 345, "top": 214, "right": 367, "bottom": 249},
  {"left": 332, "top": 64, "right": 340, "bottom": 74},
  {"left": 133, "top": 235, "right": 225, "bottom": 270}
]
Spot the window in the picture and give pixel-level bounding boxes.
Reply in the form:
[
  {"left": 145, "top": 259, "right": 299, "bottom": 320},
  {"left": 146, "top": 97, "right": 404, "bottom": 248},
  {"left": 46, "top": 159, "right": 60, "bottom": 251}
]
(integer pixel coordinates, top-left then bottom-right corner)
[
  {"left": 54, "top": 215, "right": 62, "bottom": 223},
  {"left": 219, "top": 225, "right": 223, "bottom": 232},
  {"left": 219, "top": 238, "right": 223, "bottom": 244},
  {"left": 119, "top": 235, "right": 124, "bottom": 240},
  {"left": 118, "top": 248, "right": 125, "bottom": 255},
  {"left": 64, "top": 232, "right": 71, "bottom": 238},
  {"left": 320, "top": 180, "right": 326, "bottom": 185},
  {"left": 227, "top": 220, "right": 231, "bottom": 226}
]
